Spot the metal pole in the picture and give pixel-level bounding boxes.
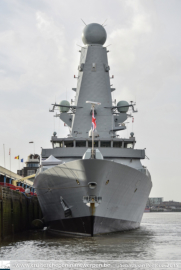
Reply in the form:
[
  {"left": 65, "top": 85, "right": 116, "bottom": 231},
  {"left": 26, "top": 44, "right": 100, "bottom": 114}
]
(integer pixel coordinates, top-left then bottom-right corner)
[
  {"left": 92, "top": 105, "right": 94, "bottom": 158},
  {"left": 4, "top": 176, "right": 6, "bottom": 186},
  {"left": 3, "top": 144, "right": 5, "bottom": 168},
  {"left": 9, "top": 148, "right": 11, "bottom": 176}
]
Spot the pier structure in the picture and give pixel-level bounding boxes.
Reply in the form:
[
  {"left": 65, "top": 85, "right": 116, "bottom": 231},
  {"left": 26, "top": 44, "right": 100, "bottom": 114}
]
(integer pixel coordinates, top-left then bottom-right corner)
[
  {"left": 0, "top": 166, "right": 35, "bottom": 193},
  {"left": 0, "top": 166, "right": 42, "bottom": 240},
  {"left": 0, "top": 166, "right": 22, "bottom": 187}
]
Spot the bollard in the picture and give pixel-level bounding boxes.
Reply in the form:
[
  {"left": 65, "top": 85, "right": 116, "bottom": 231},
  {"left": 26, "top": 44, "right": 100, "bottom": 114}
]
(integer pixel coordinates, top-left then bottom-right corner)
[{"left": 31, "top": 219, "right": 44, "bottom": 230}]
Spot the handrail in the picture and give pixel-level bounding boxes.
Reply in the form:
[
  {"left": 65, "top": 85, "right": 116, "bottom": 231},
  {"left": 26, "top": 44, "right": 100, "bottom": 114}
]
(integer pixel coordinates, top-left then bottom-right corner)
[{"left": 0, "top": 182, "right": 36, "bottom": 196}]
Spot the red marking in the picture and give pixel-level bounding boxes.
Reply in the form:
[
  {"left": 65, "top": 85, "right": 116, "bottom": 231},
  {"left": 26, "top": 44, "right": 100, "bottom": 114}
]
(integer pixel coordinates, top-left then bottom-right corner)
[{"left": 0, "top": 182, "right": 37, "bottom": 196}]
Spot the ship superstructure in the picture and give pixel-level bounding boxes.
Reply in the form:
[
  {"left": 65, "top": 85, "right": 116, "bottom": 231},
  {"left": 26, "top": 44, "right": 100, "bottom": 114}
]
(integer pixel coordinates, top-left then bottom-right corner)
[{"left": 34, "top": 23, "right": 152, "bottom": 236}]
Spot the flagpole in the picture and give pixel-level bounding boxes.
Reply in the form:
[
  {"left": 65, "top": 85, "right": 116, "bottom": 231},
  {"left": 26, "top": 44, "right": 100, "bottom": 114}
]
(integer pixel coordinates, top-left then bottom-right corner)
[
  {"left": 3, "top": 144, "right": 5, "bottom": 168},
  {"left": 86, "top": 101, "right": 101, "bottom": 159},
  {"left": 9, "top": 148, "right": 11, "bottom": 176},
  {"left": 132, "top": 116, "right": 134, "bottom": 132}
]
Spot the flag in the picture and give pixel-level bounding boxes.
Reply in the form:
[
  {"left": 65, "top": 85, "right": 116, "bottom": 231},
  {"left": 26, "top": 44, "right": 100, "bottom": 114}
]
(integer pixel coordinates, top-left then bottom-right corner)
[
  {"left": 132, "top": 117, "right": 134, "bottom": 123},
  {"left": 92, "top": 110, "right": 96, "bottom": 131},
  {"left": 9, "top": 148, "right": 11, "bottom": 155},
  {"left": 21, "top": 159, "right": 23, "bottom": 162},
  {"left": 14, "top": 156, "right": 19, "bottom": 159}
]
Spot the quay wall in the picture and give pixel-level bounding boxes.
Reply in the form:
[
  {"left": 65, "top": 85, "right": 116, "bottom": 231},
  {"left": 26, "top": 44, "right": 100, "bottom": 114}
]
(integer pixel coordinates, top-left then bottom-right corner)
[{"left": 0, "top": 186, "right": 42, "bottom": 240}]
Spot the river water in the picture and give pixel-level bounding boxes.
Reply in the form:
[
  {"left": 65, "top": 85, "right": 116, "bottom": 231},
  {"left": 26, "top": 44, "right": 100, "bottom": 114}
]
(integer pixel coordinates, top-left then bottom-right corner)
[{"left": 0, "top": 213, "right": 181, "bottom": 269}]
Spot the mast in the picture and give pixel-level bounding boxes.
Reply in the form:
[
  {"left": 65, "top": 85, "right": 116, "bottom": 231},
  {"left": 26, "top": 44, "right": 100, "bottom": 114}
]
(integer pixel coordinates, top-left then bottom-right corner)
[{"left": 50, "top": 23, "right": 137, "bottom": 140}]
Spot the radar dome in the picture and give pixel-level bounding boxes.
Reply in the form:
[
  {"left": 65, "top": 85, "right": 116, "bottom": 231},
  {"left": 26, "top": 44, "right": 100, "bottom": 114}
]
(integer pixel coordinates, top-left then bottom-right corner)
[
  {"left": 117, "top": 101, "right": 129, "bottom": 113},
  {"left": 59, "top": 100, "right": 70, "bottom": 113},
  {"left": 82, "top": 23, "right": 107, "bottom": 45}
]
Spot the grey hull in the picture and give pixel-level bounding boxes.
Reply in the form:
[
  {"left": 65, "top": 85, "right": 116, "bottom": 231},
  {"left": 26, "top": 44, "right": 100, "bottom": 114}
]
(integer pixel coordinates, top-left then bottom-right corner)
[{"left": 34, "top": 159, "right": 152, "bottom": 236}]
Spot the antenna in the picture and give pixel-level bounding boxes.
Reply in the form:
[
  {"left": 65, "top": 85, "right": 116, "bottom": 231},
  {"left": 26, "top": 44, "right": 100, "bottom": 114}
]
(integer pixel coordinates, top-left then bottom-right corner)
[
  {"left": 105, "top": 44, "right": 111, "bottom": 48},
  {"left": 102, "top": 19, "right": 107, "bottom": 26},
  {"left": 81, "top": 19, "right": 87, "bottom": 26},
  {"left": 76, "top": 44, "right": 84, "bottom": 48}
]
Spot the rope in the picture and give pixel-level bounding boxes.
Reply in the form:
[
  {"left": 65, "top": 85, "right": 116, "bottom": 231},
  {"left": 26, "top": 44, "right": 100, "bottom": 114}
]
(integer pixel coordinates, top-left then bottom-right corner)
[{"left": 22, "top": 192, "right": 32, "bottom": 199}]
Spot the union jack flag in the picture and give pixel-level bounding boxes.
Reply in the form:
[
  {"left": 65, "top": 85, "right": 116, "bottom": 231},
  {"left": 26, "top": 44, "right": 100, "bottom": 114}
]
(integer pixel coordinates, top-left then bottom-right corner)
[{"left": 92, "top": 111, "right": 96, "bottom": 131}]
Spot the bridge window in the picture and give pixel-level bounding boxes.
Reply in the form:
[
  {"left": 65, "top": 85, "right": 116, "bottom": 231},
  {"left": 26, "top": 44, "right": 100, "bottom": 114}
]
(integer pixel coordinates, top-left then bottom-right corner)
[
  {"left": 113, "top": 141, "right": 122, "bottom": 148},
  {"left": 76, "top": 141, "right": 86, "bottom": 147},
  {"left": 27, "top": 170, "right": 35, "bottom": 176},
  {"left": 64, "top": 141, "right": 73, "bottom": 147},
  {"left": 88, "top": 141, "right": 98, "bottom": 147},
  {"left": 53, "top": 142, "right": 61, "bottom": 148},
  {"left": 125, "top": 143, "right": 133, "bottom": 149},
  {"left": 101, "top": 141, "right": 111, "bottom": 147},
  {"left": 27, "top": 163, "right": 39, "bottom": 167}
]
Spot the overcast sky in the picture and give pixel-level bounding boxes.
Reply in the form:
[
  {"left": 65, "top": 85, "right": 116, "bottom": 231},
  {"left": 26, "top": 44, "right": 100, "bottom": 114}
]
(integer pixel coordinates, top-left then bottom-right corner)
[{"left": 0, "top": 0, "right": 181, "bottom": 201}]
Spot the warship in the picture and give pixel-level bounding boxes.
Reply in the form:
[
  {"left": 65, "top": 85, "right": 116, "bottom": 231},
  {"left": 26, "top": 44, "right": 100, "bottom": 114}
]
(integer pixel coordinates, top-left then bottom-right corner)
[{"left": 34, "top": 23, "right": 152, "bottom": 236}]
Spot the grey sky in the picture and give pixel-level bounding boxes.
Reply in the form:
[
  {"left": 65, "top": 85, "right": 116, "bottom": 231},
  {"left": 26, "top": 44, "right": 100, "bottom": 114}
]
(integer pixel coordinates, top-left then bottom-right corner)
[{"left": 0, "top": 0, "right": 181, "bottom": 201}]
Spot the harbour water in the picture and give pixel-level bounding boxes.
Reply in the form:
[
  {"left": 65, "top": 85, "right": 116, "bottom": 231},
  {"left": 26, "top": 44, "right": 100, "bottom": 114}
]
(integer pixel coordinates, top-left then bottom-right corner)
[{"left": 0, "top": 213, "right": 181, "bottom": 269}]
